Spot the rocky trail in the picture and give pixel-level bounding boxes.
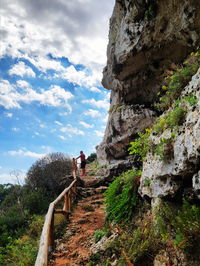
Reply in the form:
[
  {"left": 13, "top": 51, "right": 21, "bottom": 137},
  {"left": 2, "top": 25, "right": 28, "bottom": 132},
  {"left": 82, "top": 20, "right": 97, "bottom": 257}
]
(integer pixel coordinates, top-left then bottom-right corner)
[{"left": 49, "top": 172, "right": 107, "bottom": 266}]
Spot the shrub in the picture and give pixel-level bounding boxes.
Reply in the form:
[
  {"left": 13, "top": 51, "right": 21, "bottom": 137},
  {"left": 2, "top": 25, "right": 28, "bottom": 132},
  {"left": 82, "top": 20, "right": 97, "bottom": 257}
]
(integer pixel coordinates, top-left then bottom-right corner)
[
  {"left": 86, "top": 153, "right": 97, "bottom": 164},
  {"left": 2, "top": 215, "right": 43, "bottom": 266},
  {"left": 128, "top": 129, "right": 152, "bottom": 159},
  {"left": 23, "top": 188, "right": 52, "bottom": 215},
  {"left": 104, "top": 169, "right": 142, "bottom": 223},
  {"left": 25, "top": 152, "right": 72, "bottom": 196},
  {"left": 4, "top": 237, "right": 38, "bottom": 266}
]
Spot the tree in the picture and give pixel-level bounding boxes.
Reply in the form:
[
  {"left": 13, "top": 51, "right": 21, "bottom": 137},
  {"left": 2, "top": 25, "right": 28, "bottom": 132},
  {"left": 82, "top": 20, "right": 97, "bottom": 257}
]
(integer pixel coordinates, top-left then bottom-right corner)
[
  {"left": 86, "top": 153, "right": 97, "bottom": 164},
  {"left": 25, "top": 152, "right": 72, "bottom": 196}
]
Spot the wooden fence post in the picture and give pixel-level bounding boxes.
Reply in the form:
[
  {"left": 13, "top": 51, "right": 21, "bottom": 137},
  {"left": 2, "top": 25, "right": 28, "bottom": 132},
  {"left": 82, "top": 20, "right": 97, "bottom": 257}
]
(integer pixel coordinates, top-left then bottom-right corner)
[
  {"left": 63, "top": 193, "right": 69, "bottom": 212},
  {"left": 68, "top": 191, "right": 71, "bottom": 212},
  {"left": 48, "top": 210, "right": 54, "bottom": 252}
]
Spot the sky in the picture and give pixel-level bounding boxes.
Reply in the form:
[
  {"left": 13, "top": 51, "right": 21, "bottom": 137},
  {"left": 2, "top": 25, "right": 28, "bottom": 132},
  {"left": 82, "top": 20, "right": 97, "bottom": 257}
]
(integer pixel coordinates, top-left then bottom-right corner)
[{"left": 0, "top": 0, "right": 115, "bottom": 184}]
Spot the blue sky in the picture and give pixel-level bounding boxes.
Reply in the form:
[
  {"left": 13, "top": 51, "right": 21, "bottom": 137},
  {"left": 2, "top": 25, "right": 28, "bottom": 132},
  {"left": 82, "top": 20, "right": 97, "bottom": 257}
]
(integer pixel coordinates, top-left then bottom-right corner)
[{"left": 0, "top": 0, "right": 115, "bottom": 184}]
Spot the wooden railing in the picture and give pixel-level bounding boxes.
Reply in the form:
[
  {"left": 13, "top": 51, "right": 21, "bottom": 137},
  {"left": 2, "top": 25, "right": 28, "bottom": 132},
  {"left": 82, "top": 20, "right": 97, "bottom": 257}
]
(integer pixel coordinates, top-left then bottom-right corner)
[{"left": 35, "top": 171, "right": 77, "bottom": 266}]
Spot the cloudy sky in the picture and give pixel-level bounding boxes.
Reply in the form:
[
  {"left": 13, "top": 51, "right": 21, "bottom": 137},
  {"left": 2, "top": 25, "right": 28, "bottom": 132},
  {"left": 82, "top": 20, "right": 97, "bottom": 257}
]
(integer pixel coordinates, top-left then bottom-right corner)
[{"left": 0, "top": 0, "right": 115, "bottom": 184}]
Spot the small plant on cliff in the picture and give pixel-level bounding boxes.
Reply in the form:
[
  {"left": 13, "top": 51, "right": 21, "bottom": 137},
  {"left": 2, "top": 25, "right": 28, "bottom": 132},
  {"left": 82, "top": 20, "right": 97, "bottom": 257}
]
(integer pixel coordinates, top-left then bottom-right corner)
[
  {"left": 156, "top": 200, "right": 200, "bottom": 249},
  {"left": 153, "top": 135, "right": 175, "bottom": 162},
  {"left": 156, "top": 50, "right": 200, "bottom": 110},
  {"left": 128, "top": 129, "right": 152, "bottom": 160},
  {"left": 94, "top": 227, "right": 111, "bottom": 243},
  {"left": 143, "top": 178, "right": 151, "bottom": 187},
  {"left": 153, "top": 106, "right": 186, "bottom": 134},
  {"left": 184, "top": 93, "right": 198, "bottom": 106},
  {"left": 104, "top": 169, "right": 142, "bottom": 223}
]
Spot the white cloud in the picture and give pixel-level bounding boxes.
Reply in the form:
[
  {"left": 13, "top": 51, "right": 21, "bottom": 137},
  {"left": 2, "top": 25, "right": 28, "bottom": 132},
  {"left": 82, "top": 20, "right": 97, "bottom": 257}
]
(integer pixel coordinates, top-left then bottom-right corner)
[
  {"left": 0, "top": 173, "right": 17, "bottom": 184},
  {"left": 58, "top": 111, "right": 69, "bottom": 116},
  {"left": 7, "top": 149, "right": 45, "bottom": 158},
  {"left": 9, "top": 61, "right": 36, "bottom": 78},
  {"left": 82, "top": 98, "right": 110, "bottom": 110},
  {"left": 0, "top": 80, "right": 73, "bottom": 110},
  {"left": 55, "top": 65, "right": 100, "bottom": 87},
  {"left": 55, "top": 121, "right": 63, "bottom": 126},
  {"left": 0, "top": 80, "right": 21, "bottom": 109},
  {"left": 60, "top": 124, "right": 84, "bottom": 135},
  {"left": 90, "top": 86, "right": 101, "bottom": 93},
  {"left": 102, "top": 114, "right": 109, "bottom": 123},
  {"left": 94, "top": 130, "right": 104, "bottom": 138},
  {"left": 39, "top": 124, "right": 46, "bottom": 128},
  {"left": 24, "top": 56, "right": 65, "bottom": 73},
  {"left": 11, "top": 127, "right": 20, "bottom": 132},
  {"left": 0, "top": 170, "right": 26, "bottom": 185},
  {"left": 84, "top": 109, "right": 101, "bottom": 117},
  {"left": 40, "top": 145, "right": 54, "bottom": 153},
  {"left": 0, "top": 0, "right": 114, "bottom": 79},
  {"left": 4, "top": 112, "right": 13, "bottom": 118},
  {"left": 58, "top": 135, "right": 66, "bottom": 140},
  {"left": 79, "top": 121, "right": 93, "bottom": 128},
  {"left": 16, "top": 80, "right": 30, "bottom": 88},
  {"left": 34, "top": 131, "right": 45, "bottom": 137}
]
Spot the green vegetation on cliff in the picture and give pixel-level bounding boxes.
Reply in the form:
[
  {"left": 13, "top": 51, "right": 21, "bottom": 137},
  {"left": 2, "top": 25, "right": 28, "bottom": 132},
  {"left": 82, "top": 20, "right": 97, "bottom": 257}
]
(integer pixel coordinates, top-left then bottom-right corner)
[{"left": 104, "top": 169, "right": 142, "bottom": 223}]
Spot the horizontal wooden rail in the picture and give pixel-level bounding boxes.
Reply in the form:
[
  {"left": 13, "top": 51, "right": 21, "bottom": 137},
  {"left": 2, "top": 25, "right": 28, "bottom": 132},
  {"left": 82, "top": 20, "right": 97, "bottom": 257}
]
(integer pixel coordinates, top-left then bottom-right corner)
[{"left": 35, "top": 171, "right": 77, "bottom": 266}]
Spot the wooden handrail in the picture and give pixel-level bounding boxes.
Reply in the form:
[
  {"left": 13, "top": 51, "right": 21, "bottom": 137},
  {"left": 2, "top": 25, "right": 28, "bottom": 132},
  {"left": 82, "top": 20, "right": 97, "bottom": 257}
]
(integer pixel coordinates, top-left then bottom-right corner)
[{"left": 35, "top": 170, "right": 77, "bottom": 266}]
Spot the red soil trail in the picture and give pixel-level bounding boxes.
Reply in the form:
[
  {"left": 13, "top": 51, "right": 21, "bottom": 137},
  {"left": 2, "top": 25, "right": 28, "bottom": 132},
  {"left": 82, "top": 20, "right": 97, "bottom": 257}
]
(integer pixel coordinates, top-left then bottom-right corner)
[{"left": 49, "top": 174, "right": 106, "bottom": 266}]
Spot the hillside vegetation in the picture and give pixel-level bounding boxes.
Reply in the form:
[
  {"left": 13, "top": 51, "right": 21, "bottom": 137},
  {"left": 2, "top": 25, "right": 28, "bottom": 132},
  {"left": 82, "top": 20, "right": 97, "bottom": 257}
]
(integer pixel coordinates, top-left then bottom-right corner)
[{"left": 0, "top": 152, "right": 72, "bottom": 265}]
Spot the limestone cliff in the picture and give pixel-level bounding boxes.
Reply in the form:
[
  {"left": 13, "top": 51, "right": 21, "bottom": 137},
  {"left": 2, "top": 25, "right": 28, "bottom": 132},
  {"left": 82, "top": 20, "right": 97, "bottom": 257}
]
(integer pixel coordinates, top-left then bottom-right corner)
[
  {"left": 140, "top": 68, "right": 200, "bottom": 199},
  {"left": 97, "top": 0, "right": 200, "bottom": 177}
]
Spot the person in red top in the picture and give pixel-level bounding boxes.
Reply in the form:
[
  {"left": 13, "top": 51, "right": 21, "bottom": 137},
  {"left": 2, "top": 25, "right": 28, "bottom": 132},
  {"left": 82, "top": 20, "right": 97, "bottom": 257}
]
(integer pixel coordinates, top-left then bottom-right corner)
[{"left": 76, "top": 151, "right": 86, "bottom": 176}]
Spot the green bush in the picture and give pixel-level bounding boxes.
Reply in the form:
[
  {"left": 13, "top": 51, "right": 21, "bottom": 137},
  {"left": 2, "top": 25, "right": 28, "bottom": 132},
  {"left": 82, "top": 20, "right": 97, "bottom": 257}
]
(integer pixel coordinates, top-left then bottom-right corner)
[
  {"left": 86, "top": 153, "right": 97, "bottom": 164},
  {"left": 128, "top": 129, "right": 152, "bottom": 159},
  {"left": 104, "top": 169, "right": 142, "bottom": 223},
  {"left": 23, "top": 188, "right": 51, "bottom": 215},
  {"left": 5, "top": 237, "right": 38, "bottom": 266},
  {"left": 2, "top": 215, "right": 43, "bottom": 266}
]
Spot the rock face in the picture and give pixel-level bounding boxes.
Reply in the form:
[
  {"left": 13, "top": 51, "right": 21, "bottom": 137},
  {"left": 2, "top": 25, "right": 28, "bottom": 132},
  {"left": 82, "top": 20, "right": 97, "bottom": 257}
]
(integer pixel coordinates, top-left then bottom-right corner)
[
  {"left": 139, "top": 69, "right": 200, "bottom": 199},
  {"left": 97, "top": 0, "right": 200, "bottom": 175},
  {"left": 97, "top": 105, "right": 155, "bottom": 165}
]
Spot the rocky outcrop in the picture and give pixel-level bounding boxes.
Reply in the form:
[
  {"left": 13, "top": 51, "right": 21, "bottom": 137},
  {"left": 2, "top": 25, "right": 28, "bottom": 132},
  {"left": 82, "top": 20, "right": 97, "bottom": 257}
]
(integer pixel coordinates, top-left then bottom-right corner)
[
  {"left": 103, "top": 0, "right": 200, "bottom": 103},
  {"left": 139, "top": 69, "right": 200, "bottom": 199},
  {"left": 97, "top": 105, "right": 155, "bottom": 165},
  {"left": 97, "top": 0, "right": 200, "bottom": 174}
]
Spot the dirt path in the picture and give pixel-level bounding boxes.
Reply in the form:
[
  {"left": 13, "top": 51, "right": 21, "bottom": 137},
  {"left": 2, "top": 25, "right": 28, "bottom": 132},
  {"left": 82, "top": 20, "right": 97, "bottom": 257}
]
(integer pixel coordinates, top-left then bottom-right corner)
[{"left": 49, "top": 175, "right": 106, "bottom": 266}]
